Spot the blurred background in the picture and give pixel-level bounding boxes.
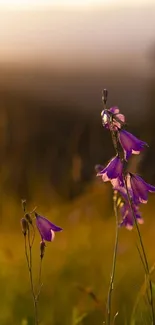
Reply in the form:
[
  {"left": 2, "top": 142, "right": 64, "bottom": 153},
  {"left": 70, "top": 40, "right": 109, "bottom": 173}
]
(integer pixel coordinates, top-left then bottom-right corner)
[{"left": 0, "top": 0, "right": 155, "bottom": 324}]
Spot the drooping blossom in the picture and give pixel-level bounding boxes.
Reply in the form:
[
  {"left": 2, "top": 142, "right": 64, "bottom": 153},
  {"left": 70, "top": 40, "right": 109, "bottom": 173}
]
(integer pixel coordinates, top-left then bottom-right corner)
[
  {"left": 101, "top": 106, "right": 125, "bottom": 130},
  {"left": 126, "top": 173, "right": 155, "bottom": 204},
  {"left": 119, "top": 202, "right": 143, "bottom": 230},
  {"left": 113, "top": 172, "right": 155, "bottom": 206},
  {"left": 35, "top": 213, "right": 62, "bottom": 242},
  {"left": 118, "top": 129, "right": 147, "bottom": 161},
  {"left": 98, "top": 94, "right": 155, "bottom": 231},
  {"left": 96, "top": 155, "right": 124, "bottom": 186}
]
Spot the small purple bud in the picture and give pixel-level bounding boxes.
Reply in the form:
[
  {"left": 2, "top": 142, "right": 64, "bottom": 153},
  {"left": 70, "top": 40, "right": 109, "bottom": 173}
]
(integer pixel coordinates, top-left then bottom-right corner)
[
  {"left": 25, "top": 213, "right": 33, "bottom": 225},
  {"left": 21, "top": 218, "right": 29, "bottom": 236},
  {"left": 95, "top": 164, "right": 104, "bottom": 173},
  {"left": 40, "top": 240, "right": 46, "bottom": 259}
]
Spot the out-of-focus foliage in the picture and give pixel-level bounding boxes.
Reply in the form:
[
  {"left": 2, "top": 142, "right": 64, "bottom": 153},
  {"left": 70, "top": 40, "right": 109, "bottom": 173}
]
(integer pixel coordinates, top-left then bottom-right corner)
[
  {"left": 0, "top": 182, "right": 155, "bottom": 324},
  {"left": 0, "top": 65, "right": 155, "bottom": 202},
  {"left": 0, "top": 4, "right": 155, "bottom": 325}
]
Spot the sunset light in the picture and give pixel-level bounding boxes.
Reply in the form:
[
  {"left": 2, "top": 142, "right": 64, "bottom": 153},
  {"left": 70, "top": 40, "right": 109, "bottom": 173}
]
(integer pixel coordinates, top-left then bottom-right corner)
[{"left": 0, "top": 0, "right": 154, "bottom": 9}]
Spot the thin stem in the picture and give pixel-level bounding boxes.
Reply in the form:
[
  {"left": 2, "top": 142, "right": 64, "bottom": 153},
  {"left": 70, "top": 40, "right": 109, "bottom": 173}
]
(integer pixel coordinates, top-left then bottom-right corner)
[
  {"left": 103, "top": 90, "right": 154, "bottom": 323},
  {"left": 27, "top": 227, "right": 39, "bottom": 325},
  {"left": 136, "top": 243, "right": 147, "bottom": 274},
  {"left": 36, "top": 258, "right": 43, "bottom": 300},
  {"left": 106, "top": 192, "right": 119, "bottom": 325},
  {"left": 38, "top": 258, "right": 42, "bottom": 291},
  {"left": 24, "top": 235, "right": 30, "bottom": 270},
  {"left": 31, "top": 224, "right": 35, "bottom": 247},
  {"left": 112, "top": 311, "right": 119, "bottom": 325},
  {"left": 124, "top": 176, "right": 155, "bottom": 325},
  {"left": 102, "top": 92, "right": 119, "bottom": 325}
]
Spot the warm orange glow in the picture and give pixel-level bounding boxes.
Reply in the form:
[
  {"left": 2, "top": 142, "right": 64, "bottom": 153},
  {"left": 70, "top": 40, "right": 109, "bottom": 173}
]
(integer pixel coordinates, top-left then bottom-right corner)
[{"left": 0, "top": 0, "right": 154, "bottom": 9}]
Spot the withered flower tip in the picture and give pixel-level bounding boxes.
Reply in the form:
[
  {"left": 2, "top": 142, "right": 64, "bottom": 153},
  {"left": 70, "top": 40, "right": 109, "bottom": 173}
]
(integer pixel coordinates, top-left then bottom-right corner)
[{"left": 21, "top": 218, "right": 29, "bottom": 236}]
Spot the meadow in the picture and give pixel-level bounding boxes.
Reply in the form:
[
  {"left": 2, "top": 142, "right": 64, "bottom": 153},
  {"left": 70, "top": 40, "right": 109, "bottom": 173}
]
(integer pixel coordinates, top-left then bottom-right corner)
[
  {"left": 0, "top": 179, "right": 155, "bottom": 325},
  {"left": 0, "top": 62, "right": 155, "bottom": 325}
]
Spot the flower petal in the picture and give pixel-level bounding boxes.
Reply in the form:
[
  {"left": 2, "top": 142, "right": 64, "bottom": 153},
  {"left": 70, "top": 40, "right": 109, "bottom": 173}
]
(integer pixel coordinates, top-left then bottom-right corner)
[
  {"left": 120, "top": 204, "right": 134, "bottom": 230},
  {"left": 51, "top": 229, "right": 55, "bottom": 241},
  {"left": 119, "top": 130, "right": 147, "bottom": 160},
  {"left": 97, "top": 156, "right": 123, "bottom": 185},
  {"left": 116, "top": 114, "right": 125, "bottom": 123},
  {"left": 119, "top": 202, "right": 143, "bottom": 230},
  {"left": 109, "top": 106, "right": 119, "bottom": 114},
  {"left": 107, "top": 156, "right": 123, "bottom": 184},
  {"left": 35, "top": 213, "right": 62, "bottom": 242},
  {"left": 130, "top": 174, "right": 149, "bottom": 204}
]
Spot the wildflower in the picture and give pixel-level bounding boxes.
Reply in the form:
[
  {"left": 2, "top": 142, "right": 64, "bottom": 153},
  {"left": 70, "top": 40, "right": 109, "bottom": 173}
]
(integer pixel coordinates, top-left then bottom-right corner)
[
  {"left": 96, "top": 155, "right": 124, "bottom": 186},
  {"left": 118, "top": 129, "right": 147, "bottom": 161},
  {"left": 35, "top": 213, "right": 62, "bottom": 242},
  {"left": 126, "top": 173, "right": 155, "bottom": 204},
  {"left": 119, "top": 202, "right": 143, "bottom": 230},
  {"left": 113, "top": 172, "right": 155, "bottom": 205},
  {"left": 101, "top": 106, "right": 125, "bottom": 130}
]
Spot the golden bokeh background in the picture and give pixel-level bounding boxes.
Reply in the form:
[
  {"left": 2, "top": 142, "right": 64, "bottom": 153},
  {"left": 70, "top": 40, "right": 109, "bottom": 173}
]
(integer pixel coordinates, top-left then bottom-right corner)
[{"left": 0, "top": 1, "right": 155, "bottom": 324}]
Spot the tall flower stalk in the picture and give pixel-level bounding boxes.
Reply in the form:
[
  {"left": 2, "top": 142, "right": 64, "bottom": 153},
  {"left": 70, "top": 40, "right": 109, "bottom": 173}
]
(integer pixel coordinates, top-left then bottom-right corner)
[
  {"left": 96, "top": 89, "right": 155, "bottom": 324},
  {"left": 20, "top": 200, "right": 62, "bottom": 325},
  {"left": 106, "top": 190, "right": 119, "bottom": 325},
  {"left": 100, "top": 90, "right": 120, "bottom": 325}
]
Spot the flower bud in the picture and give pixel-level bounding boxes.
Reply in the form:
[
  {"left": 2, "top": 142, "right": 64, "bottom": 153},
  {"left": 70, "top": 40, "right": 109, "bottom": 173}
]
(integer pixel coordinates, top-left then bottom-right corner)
[
  {"left": 95, "top": 164, "right": 104, "bottom": 173},
  {"left": 113, "top": 190, "right": 118, "bottom": 202},
  {"left": 21, "top": 218, "right": 29, "bottom": 236},
  {"left": 21, "top": 199, "right": 27, "bottom": 212},
  {"left": 116, "top": 196, "right": 122, "bottom": 207},
  {"left": 25, "top": 213, "right": 33, "bottom": 225},
  {"left": 40, "top": 240, "right": 46, "bottom": 259},
  {"left": 120, "top": 202, "right": 124, "bottom": 208},
  {"left": 102, "top": 89, "right": 108, "bottom": 104}
]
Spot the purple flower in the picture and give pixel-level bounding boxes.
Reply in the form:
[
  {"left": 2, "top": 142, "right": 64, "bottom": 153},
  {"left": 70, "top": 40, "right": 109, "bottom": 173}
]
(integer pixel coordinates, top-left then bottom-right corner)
[
  {"left": 118, "top": 129, "right": 147, "bottom": 161},
  {"left": 112, "top": 180, "right": 129, "bottom": 201},
  {"left": 113, "top": 172, "right": 155, "bottom": 205},
  {"left": 35, "top": 213, "right": 63, "bottom": 242},
  {"left": 119, "top": 202, "right": 143, "bottom": 230},
  {"left": 126, "top": 173, "right": 155, "bottom": 204},
  {"left": 109, "top": 107, "right": 119, "bottom": 114},
  {"left": 101, "top": 106, "right": 125, "bottom": 130},
  {"left": 96, "top": 155, "right": 124, "bottom": 185}
]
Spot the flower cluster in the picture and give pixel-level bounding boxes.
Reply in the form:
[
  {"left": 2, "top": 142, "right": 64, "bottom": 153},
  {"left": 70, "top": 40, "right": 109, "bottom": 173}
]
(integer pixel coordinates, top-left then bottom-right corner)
[{"left": 97, "top": 105, "right": 155, "bottom": 229}]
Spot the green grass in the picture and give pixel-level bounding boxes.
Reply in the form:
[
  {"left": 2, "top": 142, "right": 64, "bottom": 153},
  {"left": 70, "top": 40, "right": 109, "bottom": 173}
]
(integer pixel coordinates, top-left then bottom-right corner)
[{"left": 0, "top": 182, "right": 155, "bottom": 324}]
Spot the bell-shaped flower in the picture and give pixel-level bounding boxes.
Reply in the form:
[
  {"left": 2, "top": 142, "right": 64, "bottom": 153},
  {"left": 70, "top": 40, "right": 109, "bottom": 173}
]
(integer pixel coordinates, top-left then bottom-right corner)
[
  {"left": 126, "top": 173, "right": 155, "bottom": 204},
  {"left": 119, "top": 202, "right": 143, "bottom": 230},
  {"left": 118, "top": 129, "right": 147, "bottom": 161},
  {"left": 96, "top": 155, "right": 124, "bottom": 185},
  {"left": 101, "top": 106, "right": 125, "bottom": 130},
  {"left": 113, "top": 172, "right": 155, "bottom": 205},
  {"left": 35, "top": 213, "right": 63, "bottom": 242}
]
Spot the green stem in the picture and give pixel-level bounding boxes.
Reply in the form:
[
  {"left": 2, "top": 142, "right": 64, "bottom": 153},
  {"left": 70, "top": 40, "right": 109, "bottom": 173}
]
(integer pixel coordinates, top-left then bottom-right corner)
[
  {"left": 36, "top": 258, "right": 43, "bottom": 300},
  {"left": 106, "top": 191, "right": 119, "bottom": 325},
  {"left": 124, "top": 176, "right": 155, "bottom": 325},
  {"left": 27, "top": 228, "right": 39, "bottom": 325}
]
